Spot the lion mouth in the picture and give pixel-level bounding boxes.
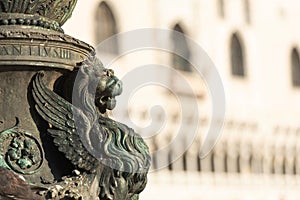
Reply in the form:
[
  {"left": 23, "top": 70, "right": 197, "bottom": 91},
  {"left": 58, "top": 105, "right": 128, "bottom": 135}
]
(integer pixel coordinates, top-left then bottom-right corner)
[
  {"left": 100, "top": 95, "right": 116, "bottom": 110},
  {"left": 96, "top": 75, "right": 123, "bottom": 113}
]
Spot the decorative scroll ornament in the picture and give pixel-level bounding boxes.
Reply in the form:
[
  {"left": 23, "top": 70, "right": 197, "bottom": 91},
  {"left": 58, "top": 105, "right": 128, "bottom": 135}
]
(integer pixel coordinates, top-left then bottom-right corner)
[{"left": 0, "top": 118, "right": 43, "bottom": 175}]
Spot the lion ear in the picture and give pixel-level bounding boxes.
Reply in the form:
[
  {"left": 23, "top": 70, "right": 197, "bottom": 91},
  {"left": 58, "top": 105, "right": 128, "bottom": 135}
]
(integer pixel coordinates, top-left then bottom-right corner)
[{"left": 106, "top": 69, "right": 114, "bottom": 76}]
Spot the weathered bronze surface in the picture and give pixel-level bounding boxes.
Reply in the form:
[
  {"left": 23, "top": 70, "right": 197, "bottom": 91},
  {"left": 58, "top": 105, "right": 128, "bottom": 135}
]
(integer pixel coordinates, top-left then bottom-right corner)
[{"left": 0, "top": 1, "right": 150, "bottom": 199}]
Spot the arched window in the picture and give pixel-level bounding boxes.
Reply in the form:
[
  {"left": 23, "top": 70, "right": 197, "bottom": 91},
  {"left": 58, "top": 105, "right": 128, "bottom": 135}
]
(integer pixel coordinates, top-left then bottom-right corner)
[
  {"left": 197, "top": 154, "right": 201, "bottom": 171},
  {"left": 282, "top": 157, "right": 286, "bottom": 174},
  {"left": 151, "top": 139, "right": 158, "bottom": 170},
  {"left": 293, "top": 157, "right": 297, "bottom": 175},
  {"left": 271, "top": 156, "right": 276, "bottom": 174},
  {"left": 244, "top": 0, "right": 251, "bottom": 24},
  {"left": 237, "top": 154, "right": 241, "bottom": 173},
  {"left": 218, "top": 0, "right": 225, "bottom": 18},
  {"left": 291, "top": 48, "right": 300, "bottom": 86},
  {"left": 183, "top": 152, "right": 187, "bottom": 171},
  {"left": 210, "top": 152, "right": 215, "bottom": 172},
  {"left": 230, "top": 33, "right": 246, "bottom": 76},
  {"left": 168, "top": 150, "right": 173, "bottom": 171},
  {"left": 249, "top": 154, "right": 253, "bottom": 173},
  {"left": 172, "top": 23, "right": 192, "bottom": 72},
  {"left": 95, "top": 1, "right": 118, "bottom": 54}
]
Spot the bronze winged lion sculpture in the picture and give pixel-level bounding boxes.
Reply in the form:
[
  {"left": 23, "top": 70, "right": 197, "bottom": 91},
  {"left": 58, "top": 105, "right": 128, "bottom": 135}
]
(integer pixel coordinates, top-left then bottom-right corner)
[{"left": 31, "top": 56, "right": 151, "bottom": 200}]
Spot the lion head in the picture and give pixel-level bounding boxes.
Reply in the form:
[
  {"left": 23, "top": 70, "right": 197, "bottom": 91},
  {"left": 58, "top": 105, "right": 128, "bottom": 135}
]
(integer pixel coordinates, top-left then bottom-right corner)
[{"left": 95, "top": 69, "right": 123, "bottom": 113}]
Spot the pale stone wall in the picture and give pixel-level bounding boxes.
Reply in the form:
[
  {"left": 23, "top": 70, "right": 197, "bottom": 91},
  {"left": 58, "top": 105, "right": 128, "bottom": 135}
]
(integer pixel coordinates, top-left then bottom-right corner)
[{"left": 63, "top": 0, "right": 300, "bottom": 199}]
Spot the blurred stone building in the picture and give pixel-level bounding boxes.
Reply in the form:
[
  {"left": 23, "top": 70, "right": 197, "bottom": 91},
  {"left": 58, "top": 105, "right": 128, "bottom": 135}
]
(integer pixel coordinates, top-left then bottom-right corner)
[{"left": 63, "top": 0, "right": 300, "bottom": 199}]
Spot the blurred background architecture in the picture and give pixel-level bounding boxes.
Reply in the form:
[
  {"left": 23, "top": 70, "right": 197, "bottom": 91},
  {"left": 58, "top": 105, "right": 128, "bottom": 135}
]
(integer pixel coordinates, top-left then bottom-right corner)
[{"left": 63, "top": 0, "right": 300, "bottom": 199}]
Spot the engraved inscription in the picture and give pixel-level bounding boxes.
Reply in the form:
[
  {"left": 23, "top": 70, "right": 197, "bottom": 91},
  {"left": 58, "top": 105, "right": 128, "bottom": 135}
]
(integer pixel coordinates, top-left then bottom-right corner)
[
  {"left": 12, "top": 45, "right": 21, "bottom": 55},
  {"left": 0, "top": 44, "right": 72, "bottom": 59},
  {"left": 0, "top": 46, "right": 10, "bottom": 55}
]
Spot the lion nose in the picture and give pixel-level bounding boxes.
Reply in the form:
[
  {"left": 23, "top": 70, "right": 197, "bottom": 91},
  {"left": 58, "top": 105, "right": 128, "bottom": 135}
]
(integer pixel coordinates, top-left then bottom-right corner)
[{"left": 113, "top": 80, "right": 123, "bottom": 96}]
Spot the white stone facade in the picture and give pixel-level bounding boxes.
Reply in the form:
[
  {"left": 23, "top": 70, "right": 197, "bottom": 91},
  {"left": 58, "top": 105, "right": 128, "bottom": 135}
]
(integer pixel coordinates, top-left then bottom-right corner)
[{"left": 63, "top": 0, "right": 300, "bottom": 199}]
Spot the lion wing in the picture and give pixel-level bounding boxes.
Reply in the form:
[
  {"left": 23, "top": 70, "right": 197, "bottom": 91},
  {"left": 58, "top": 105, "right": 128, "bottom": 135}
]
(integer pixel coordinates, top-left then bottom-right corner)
[{"left": 32, "top": 72, "right": 97, "bottom": 171}]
